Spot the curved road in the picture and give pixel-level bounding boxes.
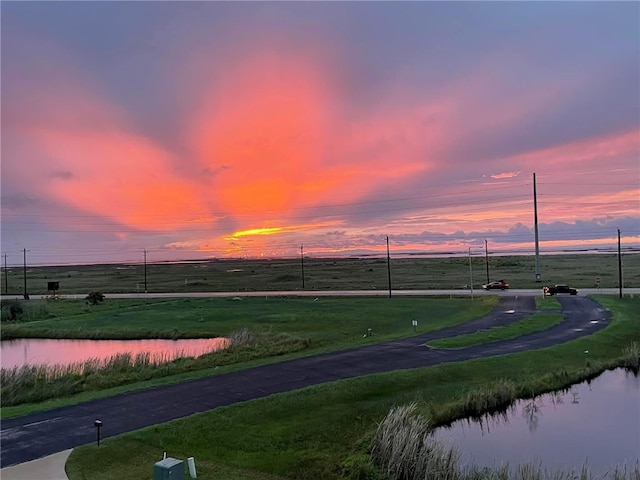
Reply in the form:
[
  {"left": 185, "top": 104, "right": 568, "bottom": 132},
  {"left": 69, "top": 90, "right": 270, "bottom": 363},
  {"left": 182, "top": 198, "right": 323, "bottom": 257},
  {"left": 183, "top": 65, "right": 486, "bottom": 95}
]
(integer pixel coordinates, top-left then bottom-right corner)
[{"left": 0, "top": 295, "right": 612, "bottom": 467}]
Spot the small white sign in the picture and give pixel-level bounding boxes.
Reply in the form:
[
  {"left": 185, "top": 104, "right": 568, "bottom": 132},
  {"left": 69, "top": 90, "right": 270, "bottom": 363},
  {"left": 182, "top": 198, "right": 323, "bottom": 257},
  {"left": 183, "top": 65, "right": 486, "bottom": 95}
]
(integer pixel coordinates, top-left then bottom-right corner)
[{"left": 412, "top": 320, "right": 418, "bottom": 326}]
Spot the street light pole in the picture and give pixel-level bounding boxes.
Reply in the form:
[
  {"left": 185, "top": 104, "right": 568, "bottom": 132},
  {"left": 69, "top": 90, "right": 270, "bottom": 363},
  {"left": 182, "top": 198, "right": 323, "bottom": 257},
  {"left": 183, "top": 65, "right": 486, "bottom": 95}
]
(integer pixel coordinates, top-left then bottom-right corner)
[
  {"left": 485, "top": 239, "right": 490, "bottom": 284},
  {"left": 143, "top": 249, "right": 148, "bottom": 293},
  {"left": 300, "top": 245, "right": 305, "bottom": 289},
  {"left": 386, "top": 236, "right": 392, "bottom": 298},
  {"left": 618, "top": 229, "right": 623, "bottom": 299},
  {"left": 23, "top": 248, "right": 29, "bottom": 300},
  {"left": 469, "top": 247, "right": 474, "bottom": 301},
  {"left": 533, "top": 173, "right": 541, "bottom": 282},
  {"left": 4, "top": 254, "right": 8, "bottom": 295}
]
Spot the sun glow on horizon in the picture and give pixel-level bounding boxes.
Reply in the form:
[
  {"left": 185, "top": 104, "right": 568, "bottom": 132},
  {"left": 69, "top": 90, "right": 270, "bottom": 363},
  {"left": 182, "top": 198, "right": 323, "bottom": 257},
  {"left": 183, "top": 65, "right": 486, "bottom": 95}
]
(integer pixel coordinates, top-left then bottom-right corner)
[{"left": 228, "top": 227, "right": 283, "bottom": 239}]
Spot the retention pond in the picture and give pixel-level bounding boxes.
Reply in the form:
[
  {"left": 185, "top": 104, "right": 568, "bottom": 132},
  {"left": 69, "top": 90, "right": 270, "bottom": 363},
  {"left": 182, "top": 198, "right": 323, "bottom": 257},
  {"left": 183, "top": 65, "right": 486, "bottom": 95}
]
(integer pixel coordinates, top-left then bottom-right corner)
[
  {"left": 1, "top": 337, "right": 228, "bottom": 369},
  {"left": 433, "top": 368, "right": 639, "bottom": 475}
]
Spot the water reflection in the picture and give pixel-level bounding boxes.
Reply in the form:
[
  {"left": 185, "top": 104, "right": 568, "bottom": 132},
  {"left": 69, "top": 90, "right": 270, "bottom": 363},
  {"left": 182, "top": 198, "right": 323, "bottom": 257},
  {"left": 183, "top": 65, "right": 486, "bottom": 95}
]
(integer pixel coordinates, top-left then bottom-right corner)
[
  {"left": 433, "top": 369, "right": 640, "bottom": 474},
  {"left": 521, "top": 398, "right": 541, "bottom": 432},
  {"left": 0, "top": 337, "right": 229, "bottom": 369}
]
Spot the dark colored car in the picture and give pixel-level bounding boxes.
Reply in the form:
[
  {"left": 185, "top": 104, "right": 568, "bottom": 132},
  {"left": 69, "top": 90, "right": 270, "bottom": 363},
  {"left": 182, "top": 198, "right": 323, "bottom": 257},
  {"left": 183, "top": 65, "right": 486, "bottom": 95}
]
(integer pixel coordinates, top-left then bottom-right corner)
[
  {"left": 545, "top": 284, "right": 578, "bottom": 295},
  {"left": 482, "top": 280, "right": 510, "bottom": 290}
]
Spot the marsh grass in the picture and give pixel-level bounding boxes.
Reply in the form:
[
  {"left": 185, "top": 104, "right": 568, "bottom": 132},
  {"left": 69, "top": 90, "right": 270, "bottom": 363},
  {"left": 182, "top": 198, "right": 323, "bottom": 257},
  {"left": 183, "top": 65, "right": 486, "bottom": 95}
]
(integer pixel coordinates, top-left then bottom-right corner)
[
  {"left": 371, "top": 402, "right": 462, "bottom": 480},
  {"left": 621, "top": 341, "right": 639, "bottom": 371},
  {"left": 3, "top": 253, "right": 638, "bottom": 295},
  {"left": 461, "top": 378, "right": 518, "bottom": 418},
  {"left": 372, "top": 404, "right": 640, "bottom": 480}
]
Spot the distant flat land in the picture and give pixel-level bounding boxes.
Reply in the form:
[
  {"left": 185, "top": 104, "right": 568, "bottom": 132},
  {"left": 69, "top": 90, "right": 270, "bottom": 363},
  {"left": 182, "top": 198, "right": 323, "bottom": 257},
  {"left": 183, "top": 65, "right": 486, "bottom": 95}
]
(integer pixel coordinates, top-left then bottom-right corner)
[{"left": 1, "top": 253, "right": 638, "bottom": 295}]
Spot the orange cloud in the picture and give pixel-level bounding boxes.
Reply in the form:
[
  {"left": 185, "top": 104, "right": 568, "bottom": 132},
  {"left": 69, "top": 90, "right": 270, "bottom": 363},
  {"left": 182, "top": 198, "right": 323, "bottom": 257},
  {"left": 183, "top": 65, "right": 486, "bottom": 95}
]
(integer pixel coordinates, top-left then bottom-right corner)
[
  {"left": 491, "top": 171, "right": 521, "bottom": 179},
  {"left": 20, "top": 125, "right": 210, "bottom": 232},
  {"left": 187, "top": 37, "right": 437, "bottom": 229}
]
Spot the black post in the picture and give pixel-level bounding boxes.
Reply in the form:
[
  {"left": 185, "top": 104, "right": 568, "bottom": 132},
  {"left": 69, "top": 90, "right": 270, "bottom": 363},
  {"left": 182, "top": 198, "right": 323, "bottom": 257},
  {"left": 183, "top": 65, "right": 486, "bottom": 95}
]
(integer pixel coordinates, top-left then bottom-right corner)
[
  {"left": 4, "top": 254, "right": 8, "bottom": 295},
  {"left": 144, "top": 249, "right": 147, "bottom": 293},
  {"left": 386, "top": 236, "right": 392, "bottom": 298},
  {"left": 300, "top": 245, "right": 305, "bottom": 289},
  {"left": 484, "top": 239, "right": 490, "bottom": 284},
  {"left": 23, "top": 248, "right": 28, "bottom": 300},
  {"left": 618, "top": 229, "right": 623, "bottom": 299}
]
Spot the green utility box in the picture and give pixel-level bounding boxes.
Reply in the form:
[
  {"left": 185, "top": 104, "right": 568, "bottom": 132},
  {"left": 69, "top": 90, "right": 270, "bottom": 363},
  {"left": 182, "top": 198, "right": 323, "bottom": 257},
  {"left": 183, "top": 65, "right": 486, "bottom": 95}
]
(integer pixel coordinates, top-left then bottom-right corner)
[{"left": 153, "top": 457, "right": 185, "bottom": 480}]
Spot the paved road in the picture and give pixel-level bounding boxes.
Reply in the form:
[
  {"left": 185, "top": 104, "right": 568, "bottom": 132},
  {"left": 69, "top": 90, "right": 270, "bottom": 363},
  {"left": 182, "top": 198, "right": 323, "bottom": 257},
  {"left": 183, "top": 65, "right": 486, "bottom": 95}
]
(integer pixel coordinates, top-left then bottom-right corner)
[
  {"left": 1, "top": 288, "right": 637, "bottom": 300},
  {"left": 0, "top": 295, "right": 612, "bottom": 467}
]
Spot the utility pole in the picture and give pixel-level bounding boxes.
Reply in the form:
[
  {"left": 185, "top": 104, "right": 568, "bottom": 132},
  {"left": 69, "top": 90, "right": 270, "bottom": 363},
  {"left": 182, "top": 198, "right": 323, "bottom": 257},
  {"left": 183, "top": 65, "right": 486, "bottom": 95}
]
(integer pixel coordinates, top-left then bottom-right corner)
[
  {"left": 23, "top": 248, "right": 29, "bottom": 300},
  {"left": 4, "top": 254, "right": 8, "bottom": 295},
  {"left": 618, "top": 229, "right": 623, "bottom": 299},
  {"left": 484, "top": 239, "right": 490, "bottom": 284},
  {"left": 533, "top": 173, "right": 541, "bottom": 282},
  {"left": 386, "top": 236, "right": 392, "bottom": 298},
  {"left": 143, "top": 249, "right": 148, "bottom": 293},
  {"left": 468, "top": 247, "right": 474, "bottom": 301},
  {"left": 300, "top": 245, "right": 305, "bottom": 289}
]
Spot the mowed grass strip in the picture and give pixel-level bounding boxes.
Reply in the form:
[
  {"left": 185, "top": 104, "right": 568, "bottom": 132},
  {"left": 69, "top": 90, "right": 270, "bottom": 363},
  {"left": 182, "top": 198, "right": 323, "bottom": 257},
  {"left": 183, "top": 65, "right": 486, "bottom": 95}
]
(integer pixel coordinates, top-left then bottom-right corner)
[
  {"left": 534, "top": 295, "right": 561, "bottom": 310},
  {"left": 427, "top": 313, "right": 562, "bottom": 349},
  {"left": 65, "top": 296, "right": 640, "bottom": 480}
]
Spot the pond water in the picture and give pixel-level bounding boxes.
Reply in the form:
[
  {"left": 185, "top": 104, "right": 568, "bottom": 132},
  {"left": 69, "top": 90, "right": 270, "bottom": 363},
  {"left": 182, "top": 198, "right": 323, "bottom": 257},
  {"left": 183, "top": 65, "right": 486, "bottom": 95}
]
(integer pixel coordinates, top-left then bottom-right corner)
[
  {"left": 0, "top": 337, "right": 229, "bottom": 369},
  {"left": 432, "top": 369, "right": 640, "bottom": 475}
]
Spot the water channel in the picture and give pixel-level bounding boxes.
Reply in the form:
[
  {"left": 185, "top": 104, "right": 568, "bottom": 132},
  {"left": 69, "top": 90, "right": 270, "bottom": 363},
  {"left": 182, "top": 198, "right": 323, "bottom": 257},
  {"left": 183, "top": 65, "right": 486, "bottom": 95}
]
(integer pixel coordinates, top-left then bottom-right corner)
[
  {"left": 433, "top": 369, "right": 640, "bottom": 475},
  {"left": 0, "top": 337, "right": 228, "bottom": 369}
]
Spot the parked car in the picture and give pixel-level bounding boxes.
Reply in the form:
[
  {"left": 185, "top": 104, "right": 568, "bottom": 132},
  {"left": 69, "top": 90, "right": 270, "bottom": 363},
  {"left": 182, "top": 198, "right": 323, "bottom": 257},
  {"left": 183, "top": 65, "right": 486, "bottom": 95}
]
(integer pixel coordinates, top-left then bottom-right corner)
[
  {"left": 482, "top": 280, "right": 510, "bottom": 290},
  {"left": 544, "top": 284, "right": 578, "bottom": 295}
]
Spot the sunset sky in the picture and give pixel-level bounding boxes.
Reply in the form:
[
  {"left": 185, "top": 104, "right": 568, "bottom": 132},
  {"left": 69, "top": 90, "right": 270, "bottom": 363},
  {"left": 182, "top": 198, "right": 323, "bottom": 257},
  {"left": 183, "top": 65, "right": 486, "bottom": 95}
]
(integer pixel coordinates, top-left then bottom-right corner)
[{"left": 1, "top": 1, "right": 639, "bottom": 265}]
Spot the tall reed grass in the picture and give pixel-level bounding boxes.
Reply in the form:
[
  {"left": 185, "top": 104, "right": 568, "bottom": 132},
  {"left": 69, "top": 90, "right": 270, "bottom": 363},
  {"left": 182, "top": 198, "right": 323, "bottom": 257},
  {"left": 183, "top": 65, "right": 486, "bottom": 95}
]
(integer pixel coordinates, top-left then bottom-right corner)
[
  {"left": 621, "top": 341, "right": 639, "bottom": 371},
  {"left": 1, "top": 351, "right": 176, "bottom": 406},
  {"left": 371, "top": 403, "right": 462, "bottom": 480}
]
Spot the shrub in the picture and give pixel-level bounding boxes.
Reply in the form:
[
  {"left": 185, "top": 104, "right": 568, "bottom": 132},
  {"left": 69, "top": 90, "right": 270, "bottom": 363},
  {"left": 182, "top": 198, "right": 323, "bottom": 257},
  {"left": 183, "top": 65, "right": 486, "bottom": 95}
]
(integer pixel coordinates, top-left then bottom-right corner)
[
  {"left": 1, "top": 300, "right": 24, "bottom": 322},
  {"left": 85, "top": 292, "right": 105, "bottom": 305}
]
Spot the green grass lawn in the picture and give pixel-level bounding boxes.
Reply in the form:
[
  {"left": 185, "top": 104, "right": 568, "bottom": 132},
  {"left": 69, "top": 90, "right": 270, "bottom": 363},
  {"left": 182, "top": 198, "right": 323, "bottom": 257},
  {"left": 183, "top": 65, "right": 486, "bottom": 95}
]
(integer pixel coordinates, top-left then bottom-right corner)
[
  {"left": 1, "top": 296, "right": 496, "bottom": 342},
  {"left": 534, "top": 295, "right": 561, "bottom": 310},
  {"left": 427, "top": 313, "right": 562, "bottom": 348},
  {"left": 64, "top": 295, "right": 640, "bottom": 480}
]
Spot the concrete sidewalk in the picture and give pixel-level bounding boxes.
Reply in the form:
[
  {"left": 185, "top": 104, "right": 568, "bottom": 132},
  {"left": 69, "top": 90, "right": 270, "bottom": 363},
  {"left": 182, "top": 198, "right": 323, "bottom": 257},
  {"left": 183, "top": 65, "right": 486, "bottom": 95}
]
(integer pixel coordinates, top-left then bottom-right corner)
[{"left": 1, "top": 449, "right": 72, "bottom": 480}]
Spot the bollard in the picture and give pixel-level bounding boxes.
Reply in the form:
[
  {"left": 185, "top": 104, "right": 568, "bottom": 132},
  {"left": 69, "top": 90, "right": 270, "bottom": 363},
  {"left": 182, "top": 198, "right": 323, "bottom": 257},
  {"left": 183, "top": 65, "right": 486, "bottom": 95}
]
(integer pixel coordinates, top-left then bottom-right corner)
[
  {"left": 187, "top": 457, "right": 197, "bottom": 478},
  {"left": 94, "top": 420, "right": 102, "bottom": 447}
]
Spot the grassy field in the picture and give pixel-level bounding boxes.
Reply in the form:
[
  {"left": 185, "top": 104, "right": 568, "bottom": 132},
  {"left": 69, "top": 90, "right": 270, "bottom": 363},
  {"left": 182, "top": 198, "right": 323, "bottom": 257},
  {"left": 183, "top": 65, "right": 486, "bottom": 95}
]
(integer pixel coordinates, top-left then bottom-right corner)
[
  {"left": 64, "top": 295, "right": 640, "bottom": 480},
  {"left": 0, "top": 296, "right": 496, "bottom": 341},
  {"left": 1, "top": 253, "right": 638, "bottom": 295}
]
